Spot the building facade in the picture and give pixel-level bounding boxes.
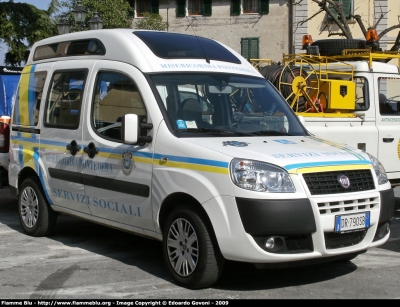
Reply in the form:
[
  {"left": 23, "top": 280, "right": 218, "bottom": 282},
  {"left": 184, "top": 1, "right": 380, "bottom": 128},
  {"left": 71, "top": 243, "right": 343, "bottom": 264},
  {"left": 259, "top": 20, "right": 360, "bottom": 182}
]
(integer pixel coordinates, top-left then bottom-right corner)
[
  {"left": 128, "top": 1, "right": 400, "bottom": 63},
  {"left": 129, "top": 0, "right": 291, "bottom": 63}
]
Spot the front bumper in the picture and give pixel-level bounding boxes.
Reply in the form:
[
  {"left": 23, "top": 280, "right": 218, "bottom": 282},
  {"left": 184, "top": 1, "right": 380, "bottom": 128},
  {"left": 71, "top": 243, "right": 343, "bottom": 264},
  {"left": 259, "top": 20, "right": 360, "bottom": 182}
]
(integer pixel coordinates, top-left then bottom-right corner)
[{"left": 203, "top": 189, "right": 391, "bottom": 263}]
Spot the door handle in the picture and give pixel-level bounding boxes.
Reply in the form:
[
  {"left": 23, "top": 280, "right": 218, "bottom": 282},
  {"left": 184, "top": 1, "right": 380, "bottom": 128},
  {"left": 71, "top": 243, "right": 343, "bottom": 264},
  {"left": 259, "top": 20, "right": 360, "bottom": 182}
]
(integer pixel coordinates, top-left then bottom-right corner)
[
  {"left": 84, "top": 142, "right": 99, "bottom": 159},
  {"left": 383, "top": 138, "right": 394, "bottom": 143},
  {"left": 66, "top": 140, "right": 81, "bottom": 156}
]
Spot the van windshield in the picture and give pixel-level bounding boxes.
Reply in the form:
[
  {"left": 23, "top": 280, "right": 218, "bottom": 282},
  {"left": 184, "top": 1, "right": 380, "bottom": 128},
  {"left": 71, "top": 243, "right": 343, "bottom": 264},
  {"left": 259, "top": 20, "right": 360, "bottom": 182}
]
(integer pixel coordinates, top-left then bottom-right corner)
[{"left": 151, "top": 73, "right": 307, "bottom": 137}]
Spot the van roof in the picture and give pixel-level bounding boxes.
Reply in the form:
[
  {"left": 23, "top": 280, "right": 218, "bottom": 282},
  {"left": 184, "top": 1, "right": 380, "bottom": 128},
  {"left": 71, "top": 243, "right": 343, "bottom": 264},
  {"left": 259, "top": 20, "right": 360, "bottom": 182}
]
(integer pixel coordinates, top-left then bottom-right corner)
[{"left": 27, "top": 29, "right": 259, "bottom": 76}]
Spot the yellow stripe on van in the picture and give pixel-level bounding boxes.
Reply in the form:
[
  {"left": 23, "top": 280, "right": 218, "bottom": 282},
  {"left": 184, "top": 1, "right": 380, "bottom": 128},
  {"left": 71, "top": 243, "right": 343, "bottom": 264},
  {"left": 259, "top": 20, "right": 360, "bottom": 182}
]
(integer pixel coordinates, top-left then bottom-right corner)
[
  {"left": 289, "top": 164, "right": 373, "bottom": 174},
  {"left": 17, "top": 66, "right": 35, "bottom": 126},
  {"left": 154, "top": 160, "right": 229, "bottom": 174}
]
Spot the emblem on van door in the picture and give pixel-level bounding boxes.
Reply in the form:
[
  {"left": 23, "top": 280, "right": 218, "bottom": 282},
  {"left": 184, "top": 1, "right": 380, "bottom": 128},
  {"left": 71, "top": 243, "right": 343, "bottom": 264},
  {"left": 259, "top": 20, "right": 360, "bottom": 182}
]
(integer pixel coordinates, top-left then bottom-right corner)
[
  {"left": 223, "top": 141, "right": 249, "bottom": 147},
  {"left": 121, "top": 151, "right": 134, "bottom": 175},
  {"left": 337, "top": 174, "right": 350, "bottom": 189}
]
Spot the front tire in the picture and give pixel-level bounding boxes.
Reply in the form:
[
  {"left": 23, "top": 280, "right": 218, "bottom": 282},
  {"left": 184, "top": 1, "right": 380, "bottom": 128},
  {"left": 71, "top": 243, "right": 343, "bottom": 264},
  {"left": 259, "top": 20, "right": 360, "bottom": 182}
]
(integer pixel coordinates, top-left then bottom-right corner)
[
  {"left": 163, "top": 205, "right": 224, "bottom": 289},
  {"left": 18, "top": 177, "right": 57, "bottom": 236}
]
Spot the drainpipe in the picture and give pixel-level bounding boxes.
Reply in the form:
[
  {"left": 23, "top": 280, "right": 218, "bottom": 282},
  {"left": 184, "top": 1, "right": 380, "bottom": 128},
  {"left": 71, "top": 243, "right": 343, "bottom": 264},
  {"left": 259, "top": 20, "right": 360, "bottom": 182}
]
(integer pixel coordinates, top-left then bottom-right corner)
[{"left": 288, "top": 0, "right": 294, "bottom": 54}]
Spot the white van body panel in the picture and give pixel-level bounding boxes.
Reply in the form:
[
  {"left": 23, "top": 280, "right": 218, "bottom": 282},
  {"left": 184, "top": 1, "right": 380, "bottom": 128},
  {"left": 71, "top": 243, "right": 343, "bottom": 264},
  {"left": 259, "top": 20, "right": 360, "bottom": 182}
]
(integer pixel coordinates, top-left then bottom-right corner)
[{"left": 9, "top": 29, "right": 395, "bottom": 288}]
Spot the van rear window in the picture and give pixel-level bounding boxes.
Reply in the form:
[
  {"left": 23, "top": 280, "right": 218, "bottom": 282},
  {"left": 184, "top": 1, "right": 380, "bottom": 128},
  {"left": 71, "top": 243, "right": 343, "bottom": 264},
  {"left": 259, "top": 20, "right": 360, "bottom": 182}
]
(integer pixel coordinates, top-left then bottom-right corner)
[
  {"left": 133, "top": 31, "right": 241, "bottom": 64},
  {"left": 33, "top": 39, "right": 105, "bottom": 61}
]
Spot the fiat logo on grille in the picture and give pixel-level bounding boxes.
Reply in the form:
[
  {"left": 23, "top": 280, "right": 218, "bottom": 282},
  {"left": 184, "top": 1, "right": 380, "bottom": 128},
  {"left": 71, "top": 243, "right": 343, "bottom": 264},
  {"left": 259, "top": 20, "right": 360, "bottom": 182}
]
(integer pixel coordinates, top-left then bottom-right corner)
[{"left": 337, "top": 174, "right": 350, "bottom": 189}]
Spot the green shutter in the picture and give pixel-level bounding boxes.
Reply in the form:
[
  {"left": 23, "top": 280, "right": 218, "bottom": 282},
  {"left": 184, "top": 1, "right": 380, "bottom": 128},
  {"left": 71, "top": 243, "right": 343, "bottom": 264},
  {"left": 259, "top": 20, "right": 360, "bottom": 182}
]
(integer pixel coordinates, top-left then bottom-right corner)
[
  {"left": 250, "top": 38, "right": 259, "bottom": 58},
  {"left": 328, "top": 0, "right": 352, "bottom": 21},
  {"left": 231, "top": 0, "right": 240, "bottom": 16},
  {"left": 259, "top": 0, "right": 269, "bottom": 15},
  {"left": 127, "top": 0, "right": 134, "bottom": 17},
  {"left": 203, "top": 0, "right": 212, "bottom": 16},
  {"left": 241, "top": 39, "right": 249, "bottom": 58},
  {"left": 176, "top": 0, "right": 186, "bottom": 17},
  {"left": 241, "top": 38, "right": 259, "bottom": 59},
  {"left": 342, "top": 0, "right": 352, "bottom": 19},
  {"left": 151, "top": 0, "right": 159, "bottom": 14}
]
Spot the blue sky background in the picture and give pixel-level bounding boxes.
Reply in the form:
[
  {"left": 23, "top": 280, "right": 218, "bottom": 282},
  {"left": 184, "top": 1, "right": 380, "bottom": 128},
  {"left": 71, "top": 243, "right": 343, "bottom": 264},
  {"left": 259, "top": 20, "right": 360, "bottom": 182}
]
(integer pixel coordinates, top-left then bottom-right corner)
[{"left": 0, "top": 0, "right": 54, "bottom": 66}]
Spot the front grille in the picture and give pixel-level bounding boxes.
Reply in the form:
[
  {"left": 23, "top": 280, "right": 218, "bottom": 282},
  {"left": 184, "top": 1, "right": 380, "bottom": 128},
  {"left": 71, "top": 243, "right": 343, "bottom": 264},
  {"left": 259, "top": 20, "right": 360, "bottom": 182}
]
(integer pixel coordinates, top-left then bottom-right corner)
[
  {"left": 325, "top": 230, "right": 367, "bottom": 249},
  {"left": 317, "top": 196, "right": 379, "bottom": 215},
  {"left": 303, "top": 170, "right": 375, "bottom": 195}
]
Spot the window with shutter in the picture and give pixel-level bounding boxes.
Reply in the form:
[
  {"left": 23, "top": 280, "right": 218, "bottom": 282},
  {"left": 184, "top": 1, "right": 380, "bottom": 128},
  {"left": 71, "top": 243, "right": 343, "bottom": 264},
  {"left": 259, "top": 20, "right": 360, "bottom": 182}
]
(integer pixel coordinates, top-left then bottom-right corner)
[
  {"left": 231, "top": 0, "right": 241, "bottom": 16},
  {"left": 188, "top": 0, "right": 203, "bottom": 15},
  {"left": 328, "top": 0, "right": 353, "bottom": 21},
  {"left": 187, "top": 0, "right": 212, "bottom": 16},
  {"left": 177, "top": 0, "right": 186, "bottom": 17},
  {"left": 241, "top": 37, "right": 259, "bottom": 59},
  {"left": 136, "top": 0, "right": 159, "bottom": 17},
  {"left": 243, "top": 0, "right": 259, "bottom": 14}
]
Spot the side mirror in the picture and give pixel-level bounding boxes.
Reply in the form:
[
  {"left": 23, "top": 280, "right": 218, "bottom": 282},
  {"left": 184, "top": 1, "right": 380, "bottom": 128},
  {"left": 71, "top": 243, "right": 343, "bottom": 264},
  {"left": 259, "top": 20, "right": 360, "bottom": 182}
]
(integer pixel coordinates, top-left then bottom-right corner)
[{"left": 122, "top": 114, "right": 153, "bottom": 145}]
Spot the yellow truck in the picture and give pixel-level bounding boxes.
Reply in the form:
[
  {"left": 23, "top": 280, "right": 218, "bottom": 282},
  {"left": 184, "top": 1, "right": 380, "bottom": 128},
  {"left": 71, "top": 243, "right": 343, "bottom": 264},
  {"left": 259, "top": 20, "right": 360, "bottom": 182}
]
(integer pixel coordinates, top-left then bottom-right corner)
[{"left": 250, "top": 33, "right": 400, "bottom": 187}]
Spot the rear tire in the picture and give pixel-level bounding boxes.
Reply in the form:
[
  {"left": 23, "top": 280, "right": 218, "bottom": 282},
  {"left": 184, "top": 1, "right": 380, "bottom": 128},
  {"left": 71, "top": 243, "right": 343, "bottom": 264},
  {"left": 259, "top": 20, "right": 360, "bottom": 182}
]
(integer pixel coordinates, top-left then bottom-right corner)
[
  {"left": 163, "top": 205, "right": 225, "bottom": 289},
  {"left": 312, "top": 39, "right": 366, "bottom": 56},
  {"left": 18, "top": 177, "right": 57, "bottom": 236}
]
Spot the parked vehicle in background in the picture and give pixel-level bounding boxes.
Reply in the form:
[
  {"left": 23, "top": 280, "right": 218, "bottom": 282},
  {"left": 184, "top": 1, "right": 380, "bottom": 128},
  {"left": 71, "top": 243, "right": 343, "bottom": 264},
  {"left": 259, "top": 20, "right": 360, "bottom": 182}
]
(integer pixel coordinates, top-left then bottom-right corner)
[
  {"left": 0, "top": 66, "right": 22, "bottom": 188},
  {"left": 252, "top": 32, "right": 400, "bottom": 188}
]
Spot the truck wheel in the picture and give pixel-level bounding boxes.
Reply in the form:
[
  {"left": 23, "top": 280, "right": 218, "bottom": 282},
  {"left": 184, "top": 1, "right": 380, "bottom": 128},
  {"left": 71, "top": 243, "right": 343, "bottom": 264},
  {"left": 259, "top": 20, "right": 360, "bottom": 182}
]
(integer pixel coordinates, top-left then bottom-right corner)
[
  {"left": 18, "top": 177, "right": 57, "bottom": 237},
  {"left": 163, "top": 205, "right": 224, "bottom": 289},
  {"left": 312, "top": 39, "right": 366, "bottom": 56}
]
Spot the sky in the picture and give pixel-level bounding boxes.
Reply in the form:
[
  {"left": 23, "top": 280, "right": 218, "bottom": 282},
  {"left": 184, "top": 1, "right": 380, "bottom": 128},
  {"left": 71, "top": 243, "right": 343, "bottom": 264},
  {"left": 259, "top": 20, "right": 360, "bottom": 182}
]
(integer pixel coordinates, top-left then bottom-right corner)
[{"left": 0, "top": 0, "right": 54, "bottom": 66}]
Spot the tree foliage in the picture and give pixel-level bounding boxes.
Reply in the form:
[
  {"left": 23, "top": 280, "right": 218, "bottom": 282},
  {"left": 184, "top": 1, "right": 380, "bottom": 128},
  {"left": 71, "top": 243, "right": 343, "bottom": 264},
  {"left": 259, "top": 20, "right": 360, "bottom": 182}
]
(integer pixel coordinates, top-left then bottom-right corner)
[
  {"left": 134, "top": 12, "right": 168, "bottom": 31},
  {"left": 0, "top": 0, "right": 58, "bottom": 66},
  {"left": 60, "top": 0, "right": 132, "bottom": 31}
]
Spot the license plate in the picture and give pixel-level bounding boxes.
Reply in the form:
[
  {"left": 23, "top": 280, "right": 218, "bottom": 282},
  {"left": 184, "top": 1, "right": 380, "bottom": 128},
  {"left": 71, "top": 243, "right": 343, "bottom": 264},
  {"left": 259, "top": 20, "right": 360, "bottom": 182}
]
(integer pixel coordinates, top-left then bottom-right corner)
[{"left": 334, "top": 212, "right": 370, "bottom": 233}]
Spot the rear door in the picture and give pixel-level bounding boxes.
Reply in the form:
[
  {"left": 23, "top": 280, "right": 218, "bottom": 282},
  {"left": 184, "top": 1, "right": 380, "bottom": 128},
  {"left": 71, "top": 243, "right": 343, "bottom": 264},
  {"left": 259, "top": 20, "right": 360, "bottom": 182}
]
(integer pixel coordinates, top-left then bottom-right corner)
[{"left": 40, "top": 60, "right": 93, "bottom": 214}]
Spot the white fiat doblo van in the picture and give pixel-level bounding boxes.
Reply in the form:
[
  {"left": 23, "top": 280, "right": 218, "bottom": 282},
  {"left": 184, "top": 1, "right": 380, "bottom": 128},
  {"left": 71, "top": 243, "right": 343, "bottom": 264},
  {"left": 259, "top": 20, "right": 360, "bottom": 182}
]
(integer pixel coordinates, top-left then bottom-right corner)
[{"left": 9, "top": 29, "right": 395, "bottom": 289}]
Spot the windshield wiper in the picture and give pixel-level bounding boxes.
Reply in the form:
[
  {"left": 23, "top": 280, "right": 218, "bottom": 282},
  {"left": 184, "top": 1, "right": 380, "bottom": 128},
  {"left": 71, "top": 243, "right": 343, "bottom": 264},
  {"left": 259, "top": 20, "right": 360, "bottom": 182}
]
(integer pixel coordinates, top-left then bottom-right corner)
[
  {"left": 180, "top": 128, "right": 254, "bottom": 136},
  {"left": 250, "top": 130, "right": 292, "bottom": 136},
  {"left": 181, "top": 128, "right": 234, "bottom": 135}
]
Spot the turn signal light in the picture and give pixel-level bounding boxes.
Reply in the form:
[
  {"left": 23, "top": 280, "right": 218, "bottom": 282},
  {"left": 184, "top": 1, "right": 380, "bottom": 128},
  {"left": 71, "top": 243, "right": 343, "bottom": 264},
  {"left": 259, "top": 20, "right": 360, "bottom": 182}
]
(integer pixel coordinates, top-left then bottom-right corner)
[
  {"left": 302, "top": 35, "right": 313, "bottom": 50},
  {"left": 366, "top": 29, "right": 379, "bottom": 42},
  {"left": 0, "top": 122, "right": 10, "bottom": 153}
]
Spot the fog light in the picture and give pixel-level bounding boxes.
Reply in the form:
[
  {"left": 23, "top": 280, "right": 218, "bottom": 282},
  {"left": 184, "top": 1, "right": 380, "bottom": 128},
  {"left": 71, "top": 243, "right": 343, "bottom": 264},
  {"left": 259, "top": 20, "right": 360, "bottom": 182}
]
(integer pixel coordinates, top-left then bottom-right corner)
[{"left": 265, "top": 237, "right": 275, "bottom": 250}]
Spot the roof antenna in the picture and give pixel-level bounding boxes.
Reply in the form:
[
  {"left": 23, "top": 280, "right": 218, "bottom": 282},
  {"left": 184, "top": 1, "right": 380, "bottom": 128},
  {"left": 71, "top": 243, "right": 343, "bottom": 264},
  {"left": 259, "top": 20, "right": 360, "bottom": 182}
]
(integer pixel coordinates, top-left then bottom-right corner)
[{"left": 186, "top": 16, "right": 210, "bottom": 64}]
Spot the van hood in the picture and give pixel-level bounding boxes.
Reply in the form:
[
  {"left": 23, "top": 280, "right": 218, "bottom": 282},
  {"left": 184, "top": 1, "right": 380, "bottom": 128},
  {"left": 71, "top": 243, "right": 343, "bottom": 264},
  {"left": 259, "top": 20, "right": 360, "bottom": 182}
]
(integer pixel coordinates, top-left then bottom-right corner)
[{"left": 185, "top": 135, "right": 371, "bottom": 172}]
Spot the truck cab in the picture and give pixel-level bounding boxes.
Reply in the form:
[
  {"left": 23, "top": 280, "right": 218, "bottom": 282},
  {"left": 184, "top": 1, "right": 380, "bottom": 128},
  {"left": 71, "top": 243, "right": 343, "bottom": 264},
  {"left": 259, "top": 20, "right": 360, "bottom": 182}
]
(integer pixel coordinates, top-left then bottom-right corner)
[{"left": 252, "top": 34, "right": 400, "bottom": 187}]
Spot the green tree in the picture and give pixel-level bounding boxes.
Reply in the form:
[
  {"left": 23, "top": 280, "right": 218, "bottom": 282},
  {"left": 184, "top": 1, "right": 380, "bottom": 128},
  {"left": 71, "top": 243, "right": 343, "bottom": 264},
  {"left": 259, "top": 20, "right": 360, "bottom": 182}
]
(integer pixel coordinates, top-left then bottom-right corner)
[
  {"left": 60, "top": 0, "right": 132, "bottom": 31},
  {"left": 134, "top": 12, "right": 168, "bottom": 31},
  {"left": 0, "top": 0, "right": 59, "bottom": 66}
]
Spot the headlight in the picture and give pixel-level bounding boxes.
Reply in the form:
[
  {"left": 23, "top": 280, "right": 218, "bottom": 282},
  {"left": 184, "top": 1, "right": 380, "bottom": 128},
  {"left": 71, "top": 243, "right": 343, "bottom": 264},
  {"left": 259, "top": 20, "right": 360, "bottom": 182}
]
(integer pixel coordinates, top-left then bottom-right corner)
[
  {"left": 367, "top": 153, "right": 388, "bottom": 185},
  {"left": 230, "top": 158, "right": 295, "bottom": 192}
]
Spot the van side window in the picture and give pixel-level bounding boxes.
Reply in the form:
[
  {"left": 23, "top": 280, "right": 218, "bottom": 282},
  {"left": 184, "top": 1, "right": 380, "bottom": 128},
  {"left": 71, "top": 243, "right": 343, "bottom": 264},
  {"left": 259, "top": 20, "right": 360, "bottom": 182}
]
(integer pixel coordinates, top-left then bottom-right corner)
[
  {"left": 92, "top": 72, "right": 146, "bottom": 141},
  {"left": 44, "top": 70, "right": 86, "bottom": 129},
  {"left": 13, "top": 70, "right": 47, "bottom": 127}
]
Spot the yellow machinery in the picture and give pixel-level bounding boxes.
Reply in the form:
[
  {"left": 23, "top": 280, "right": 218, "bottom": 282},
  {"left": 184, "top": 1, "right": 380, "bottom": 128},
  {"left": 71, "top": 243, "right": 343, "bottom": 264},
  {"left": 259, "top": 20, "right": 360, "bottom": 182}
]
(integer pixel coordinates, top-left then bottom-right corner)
[{"left": 250, "top": 35, "right": 400, "bottom": 118}]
